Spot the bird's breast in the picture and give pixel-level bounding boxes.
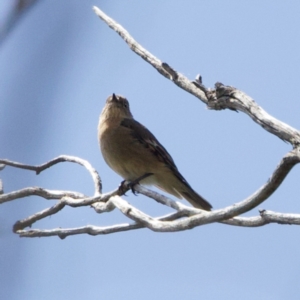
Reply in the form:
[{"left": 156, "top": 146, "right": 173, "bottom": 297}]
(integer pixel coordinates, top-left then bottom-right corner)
[{"left": 99, "top": 120, "right": 161, "bottom": 182}]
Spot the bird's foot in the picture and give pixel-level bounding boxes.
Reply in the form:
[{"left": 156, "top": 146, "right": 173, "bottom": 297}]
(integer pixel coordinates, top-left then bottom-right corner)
[
  {"left": 118, "top": 173, "right": 153, "bottom": 196},
  {"left": 118, "top": 180, "right": 129, "bottom": 196}
]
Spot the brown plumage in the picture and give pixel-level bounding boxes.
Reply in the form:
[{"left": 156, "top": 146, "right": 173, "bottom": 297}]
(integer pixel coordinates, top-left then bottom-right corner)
[{"left": 98, "top": 94, "right": 212, "bottom": 211}]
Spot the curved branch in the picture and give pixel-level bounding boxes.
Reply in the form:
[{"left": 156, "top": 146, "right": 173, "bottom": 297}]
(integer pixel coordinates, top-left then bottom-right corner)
[
  {"left": 0, "top": 155, "right": 102, "bottom": 195},
  {"left": 123, "top": 185, "right": 299, "bottom": 227},
  {"left": 16, "top": 206, "right": 300, "bottom": 239},
  {"left": 7, "top": 147, "right": 300, "bottom": 236},
  {"left": 9, "top": 181, "right": 140, "bottom": 232},
  {"left": 11, "top": 191, "right": 117, "bottom": 232},
  {"left": 4, "top": 148, "right": 299, "bottom": 236},
  {"left": 17, "top": 210, "right": 185, "bottom": 239},
  {"left": 13, "top": 201, "right": 66, "bottom": 233},
  {"left": 0, "top": 187, "right": 85, "bottom": 204}
]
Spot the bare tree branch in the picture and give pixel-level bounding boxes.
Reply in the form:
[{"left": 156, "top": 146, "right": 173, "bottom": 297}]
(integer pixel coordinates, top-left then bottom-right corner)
[
  {"left": 203, "top": 82, "right": 300, "bottom": 145},
  {"left": 3, "top": 148, "right": 298, "bottom": 237},
  {"left": 13, "top": 201, "right": 66, "bottom": 233},
  {"left": 0, "top": 187, "right": 85, "bottom": 204},
  {"left": 260, "top": 210, "right": 300, "bottom": 225},
  {"left": 0, "top": 155, "right": 102, "bottom": 195},
  {"left": 92, "top": 6, "right": 208, "bottom": 104},
  {"left": 14, "top": 195, "right": 300, "bottom": 239},
  {"left": 17, "top": 210, "right": 185, "bottom": 239}
]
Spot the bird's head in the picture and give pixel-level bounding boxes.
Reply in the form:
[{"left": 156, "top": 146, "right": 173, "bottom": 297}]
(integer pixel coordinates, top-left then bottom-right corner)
[{"left": 101, "top": 94, "right": 133, "bottom": 120}]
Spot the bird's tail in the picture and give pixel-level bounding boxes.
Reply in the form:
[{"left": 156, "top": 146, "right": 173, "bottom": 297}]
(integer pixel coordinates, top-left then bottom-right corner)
[
  {"left": 171, "top": 171, "right": 212, "bottom": 211},
  {"left": 155, "top": 172, "right": 212, "bottom": 211},
  {"left": 179, "top": 187, "right": 212, "bottom": 211}
]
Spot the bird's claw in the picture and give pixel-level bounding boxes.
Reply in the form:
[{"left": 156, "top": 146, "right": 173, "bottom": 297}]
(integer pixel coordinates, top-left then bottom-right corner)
[
  {"left": 118, "top": 180, "right": 130, "bottom": 196},
  {"left": 118, "top": 180, "right": 138, "bottom": 195},
  {"left": 118, "top": 173, "right": 154, "bottom": 196}
]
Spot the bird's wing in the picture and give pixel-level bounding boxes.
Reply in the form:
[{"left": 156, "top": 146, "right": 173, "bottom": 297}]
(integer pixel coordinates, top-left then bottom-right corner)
[
  {"left": 120, "top": 118, "right": 212, "bottom": 210},
  {"left": 120, "top": 118, "right": 194, "bottom": 189},
  {"left": 120, "top": 118, "right": 178, "bottom": 171}
]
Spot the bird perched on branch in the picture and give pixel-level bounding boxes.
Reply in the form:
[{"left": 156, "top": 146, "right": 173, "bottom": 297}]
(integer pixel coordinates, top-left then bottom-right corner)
[{"left": 98, "top": 94, "right": 212, "bottom": 211}]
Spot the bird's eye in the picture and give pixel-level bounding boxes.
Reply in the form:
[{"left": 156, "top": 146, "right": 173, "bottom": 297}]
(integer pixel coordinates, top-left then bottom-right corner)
[{"left": 123, "top": 101, "right": 128, "bottom": 108}]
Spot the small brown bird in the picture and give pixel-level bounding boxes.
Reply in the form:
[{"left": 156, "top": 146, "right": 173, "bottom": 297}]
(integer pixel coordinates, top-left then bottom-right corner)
[{"left": 98, "top": 94, "right": 212, "bottom": 211}]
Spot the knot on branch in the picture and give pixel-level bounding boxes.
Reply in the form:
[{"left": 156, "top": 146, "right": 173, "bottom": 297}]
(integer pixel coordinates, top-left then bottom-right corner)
[
  {"left": 161, "top": 62, "right": 178, "bottom": 81},
  {"left": 206, "top": 82, "right": 238, "bottom": 111}
]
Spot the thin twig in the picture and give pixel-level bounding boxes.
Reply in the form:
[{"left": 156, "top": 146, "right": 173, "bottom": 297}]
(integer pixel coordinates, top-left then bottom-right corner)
[
  {"left": 0, "top": 155, "right": 102, "bottom": 195},
  {"left": 0, "top": 187, "right": 85, "bottom": 204}
]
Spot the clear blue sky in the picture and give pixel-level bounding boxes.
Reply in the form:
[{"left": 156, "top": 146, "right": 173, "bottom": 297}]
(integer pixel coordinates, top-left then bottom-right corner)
[{"left": 1, "top": 1, "right": 300, "bottom": 299}]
